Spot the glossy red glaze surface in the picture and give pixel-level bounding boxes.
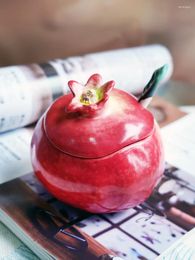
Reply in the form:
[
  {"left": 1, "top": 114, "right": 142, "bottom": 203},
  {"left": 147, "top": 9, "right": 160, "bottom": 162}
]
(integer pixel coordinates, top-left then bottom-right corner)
[
  {"left": 31, "top": 114, "right": 164, "bottom": 213},
  {"left": 31, "top": 74, "right": 164, "bottom": 213},
  {"left": 45, "top": 89, "right": 154, "bottom": 158}
]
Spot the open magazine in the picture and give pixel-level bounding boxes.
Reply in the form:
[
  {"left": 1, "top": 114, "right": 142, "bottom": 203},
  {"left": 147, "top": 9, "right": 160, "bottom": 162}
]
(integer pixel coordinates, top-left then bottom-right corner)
[
  {"left": 0, "top": 101, "right": 195, "bottom": 259},
  {"left": 1, "top": 161, "right": 194, "bottom": 260}
]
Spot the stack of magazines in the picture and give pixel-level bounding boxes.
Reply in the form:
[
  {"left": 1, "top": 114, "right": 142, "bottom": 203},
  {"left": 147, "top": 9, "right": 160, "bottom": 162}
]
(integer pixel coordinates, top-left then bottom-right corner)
[{"left": 1, "top": 45, "right": 194, "bottom": 260}]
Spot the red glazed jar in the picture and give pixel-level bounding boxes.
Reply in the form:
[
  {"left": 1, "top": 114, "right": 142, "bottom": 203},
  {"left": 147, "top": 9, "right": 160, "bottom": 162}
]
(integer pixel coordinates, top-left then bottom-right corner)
[{"left": 31, "top": 74, "right": 164, "bottom": 213}]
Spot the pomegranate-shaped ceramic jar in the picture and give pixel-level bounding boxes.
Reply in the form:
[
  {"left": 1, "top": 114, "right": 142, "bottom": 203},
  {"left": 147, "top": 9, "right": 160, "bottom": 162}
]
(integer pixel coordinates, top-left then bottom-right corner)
[{"left": 31, "top": 73, "right": 165, "bottom": 213}]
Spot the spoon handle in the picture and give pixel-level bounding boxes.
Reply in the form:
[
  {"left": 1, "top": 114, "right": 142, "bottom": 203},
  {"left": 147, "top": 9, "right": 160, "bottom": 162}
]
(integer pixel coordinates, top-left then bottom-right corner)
[{"left": 138, "top": 65, "right": 168, "bottom": 108}]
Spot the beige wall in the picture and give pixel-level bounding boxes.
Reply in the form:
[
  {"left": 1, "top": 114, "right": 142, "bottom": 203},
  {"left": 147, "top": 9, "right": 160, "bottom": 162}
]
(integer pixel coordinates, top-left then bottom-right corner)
[{"left": 0, "top": 0, "right": 194, "bottom": 84}]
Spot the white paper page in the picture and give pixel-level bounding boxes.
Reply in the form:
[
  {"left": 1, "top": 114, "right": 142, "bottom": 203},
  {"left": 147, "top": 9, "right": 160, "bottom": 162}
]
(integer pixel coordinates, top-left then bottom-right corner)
[
  {"left": 156, "top": 228, "right": 195, "bottom": 260},
  {"left": 180, "top": 105, "right": 195, "bottom": 114},
  {"left": 0, "top": 65, "right": 63, "bottom": 133},
  {"left": 161, "top": 113, "right": 195, "bottom": 178},
  {"left": 0, "top": 66, "right": 33, "bottom": 132},
  {"left": 0, "top": 128, "right": 33, "bottom": 184},
  {"left": 52, "top": 44, "right": 173, "bottom": 94}
]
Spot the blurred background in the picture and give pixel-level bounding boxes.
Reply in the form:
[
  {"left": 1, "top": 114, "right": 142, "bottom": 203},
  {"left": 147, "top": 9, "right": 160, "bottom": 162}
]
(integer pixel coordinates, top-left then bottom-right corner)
[{"left": 0, "top": 0, "right": 194, "bottom": 87}]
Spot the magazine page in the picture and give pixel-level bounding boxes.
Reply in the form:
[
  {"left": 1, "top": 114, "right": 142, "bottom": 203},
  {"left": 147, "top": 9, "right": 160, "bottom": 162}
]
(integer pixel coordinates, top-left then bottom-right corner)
[
  {"left": 0, "top": 45, "right": 173, "bottom": 133},
  {"left": 0, "top": 127, "right": 33, "bottom": 184},
  {"left": 0, "top": 65, "right": 62, "bottom": 133},
  {"left": 161, "top": 112, "right": 195, "bottom": 178},
  {"left": 0, "top": 222, "right": 38, "bottom": 260},
  {"left": 0, "top": 160, "right": 194, "bottom": 260},
  {"left": 76, "top": 162, "right": 194, "bottom": 259},
  {"left": 156, "top": 228, "right": 195, "bottom": 259}
]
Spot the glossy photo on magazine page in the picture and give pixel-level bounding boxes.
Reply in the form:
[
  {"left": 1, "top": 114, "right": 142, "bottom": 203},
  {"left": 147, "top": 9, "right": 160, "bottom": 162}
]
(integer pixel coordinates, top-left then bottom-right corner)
[{"left": 0, "top": 161, "right": 194, "bottom": 260}]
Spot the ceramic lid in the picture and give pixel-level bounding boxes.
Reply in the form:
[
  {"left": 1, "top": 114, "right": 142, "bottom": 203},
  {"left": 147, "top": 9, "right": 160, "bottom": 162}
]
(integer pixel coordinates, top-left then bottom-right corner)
[{"left": 44, "top": 88, "right": 154, "bottom": 158}]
